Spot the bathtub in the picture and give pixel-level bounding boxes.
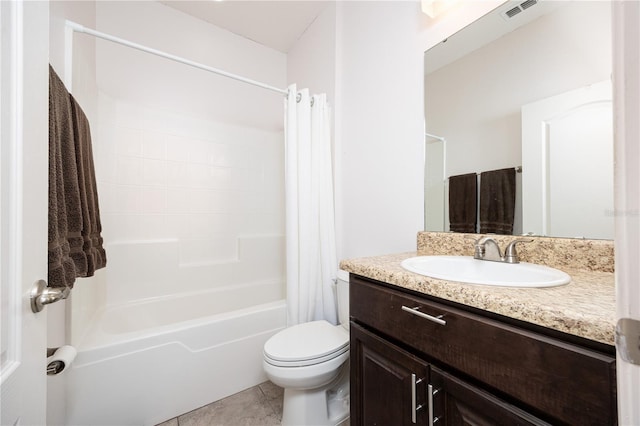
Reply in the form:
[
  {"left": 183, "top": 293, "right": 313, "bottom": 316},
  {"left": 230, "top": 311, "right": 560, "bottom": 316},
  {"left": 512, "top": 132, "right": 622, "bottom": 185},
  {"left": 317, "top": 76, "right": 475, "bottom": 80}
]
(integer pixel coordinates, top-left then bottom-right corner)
[{"left": 65, "top": 282, "right": 286, "bottom": 426}]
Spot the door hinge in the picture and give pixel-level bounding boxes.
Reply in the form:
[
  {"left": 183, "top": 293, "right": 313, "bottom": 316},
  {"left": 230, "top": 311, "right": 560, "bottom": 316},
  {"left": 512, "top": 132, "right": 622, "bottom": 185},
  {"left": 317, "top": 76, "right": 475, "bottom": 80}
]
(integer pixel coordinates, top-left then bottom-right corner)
[{"left": 616, "top": 318, "right": 640, "bottom": 365}]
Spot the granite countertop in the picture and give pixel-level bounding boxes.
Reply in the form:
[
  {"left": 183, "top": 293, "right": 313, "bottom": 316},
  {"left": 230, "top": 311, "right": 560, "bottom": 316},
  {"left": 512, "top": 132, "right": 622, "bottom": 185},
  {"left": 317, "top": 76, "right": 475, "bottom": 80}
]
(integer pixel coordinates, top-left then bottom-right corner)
[{"left": 340, "top": 252, "right": 616, "bottom": 346}]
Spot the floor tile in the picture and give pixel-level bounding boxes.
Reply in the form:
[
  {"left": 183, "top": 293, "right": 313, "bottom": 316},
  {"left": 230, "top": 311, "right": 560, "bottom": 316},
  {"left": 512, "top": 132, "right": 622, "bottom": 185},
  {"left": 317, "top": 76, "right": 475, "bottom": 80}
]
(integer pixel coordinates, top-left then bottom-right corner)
[
  {"left": 155, "top": 418, "right": 178, "bottom": 426},
  {"left": 259, "top": 381, "right": 284, "bottom": 419},
  {"left": 178, "top": 384, "right": 282, "bottom": 426}
]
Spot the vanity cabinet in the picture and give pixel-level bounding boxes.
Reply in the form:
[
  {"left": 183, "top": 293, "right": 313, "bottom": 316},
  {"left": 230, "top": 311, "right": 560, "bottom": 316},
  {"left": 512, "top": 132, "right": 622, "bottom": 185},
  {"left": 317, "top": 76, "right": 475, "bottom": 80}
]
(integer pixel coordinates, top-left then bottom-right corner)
[
  {"left": 350, "top": 323, "right": 429, "bottom": 425},
  {"left": 349, "top": 275, "right": 617, "bottom": 425}
]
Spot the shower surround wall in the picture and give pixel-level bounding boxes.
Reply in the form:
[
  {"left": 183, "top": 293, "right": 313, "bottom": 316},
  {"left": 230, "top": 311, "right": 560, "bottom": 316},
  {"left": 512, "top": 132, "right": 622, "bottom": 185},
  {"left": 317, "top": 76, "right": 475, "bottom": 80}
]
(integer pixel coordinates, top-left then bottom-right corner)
[
  {"left": 95, "top": 96, "right": 285, "bottom": 305},
  {"left": 57, "top": 2, "right": 287, "bottom": 423},
  {"left": 68, "top": 1, "right": 288, "bottom": 343}
]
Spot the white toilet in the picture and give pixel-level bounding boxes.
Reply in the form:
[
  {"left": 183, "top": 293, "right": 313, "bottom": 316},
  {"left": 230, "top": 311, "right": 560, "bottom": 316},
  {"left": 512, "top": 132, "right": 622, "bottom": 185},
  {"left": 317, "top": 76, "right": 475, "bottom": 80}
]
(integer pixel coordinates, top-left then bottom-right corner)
[{"left": 263, "top": 270, "right": 350, "bottom": 426}]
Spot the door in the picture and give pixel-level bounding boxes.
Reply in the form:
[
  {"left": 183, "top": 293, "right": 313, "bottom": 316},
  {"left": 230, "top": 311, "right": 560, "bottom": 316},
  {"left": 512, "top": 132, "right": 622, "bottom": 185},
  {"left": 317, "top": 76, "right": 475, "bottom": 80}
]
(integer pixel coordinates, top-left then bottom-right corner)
[
  {"left": 612, "top": 2, "right": 640, "bottom": 425},
  {"left": 521, "top": 79, "right": 614, "bottom": 239},
  {"left": 0, "top": 1, "right": 50, "bottom": 425},
  {"left": 350, "top": 322, "right": 429, "bottom": 425},
  {"left": 429, "top": 367, "right": 549, "bottom": 426}
]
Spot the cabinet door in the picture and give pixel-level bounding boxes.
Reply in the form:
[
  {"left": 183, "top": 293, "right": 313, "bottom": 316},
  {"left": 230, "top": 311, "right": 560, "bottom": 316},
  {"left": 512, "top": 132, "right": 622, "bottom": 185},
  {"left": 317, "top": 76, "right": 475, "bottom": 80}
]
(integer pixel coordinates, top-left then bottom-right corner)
[
  {"left": 430, "top": 367, "right": 550, "bottom": 426},
  {"left": 351, "top": 322, "right": 429, "bottom": 426}
]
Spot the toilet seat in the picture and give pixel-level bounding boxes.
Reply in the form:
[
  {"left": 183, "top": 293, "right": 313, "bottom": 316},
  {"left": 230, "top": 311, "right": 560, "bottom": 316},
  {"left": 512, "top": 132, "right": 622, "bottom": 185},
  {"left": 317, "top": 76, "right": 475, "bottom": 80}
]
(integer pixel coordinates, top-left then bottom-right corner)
[{"left": 264, "top": 320, "right": 349, "bottom": 367}]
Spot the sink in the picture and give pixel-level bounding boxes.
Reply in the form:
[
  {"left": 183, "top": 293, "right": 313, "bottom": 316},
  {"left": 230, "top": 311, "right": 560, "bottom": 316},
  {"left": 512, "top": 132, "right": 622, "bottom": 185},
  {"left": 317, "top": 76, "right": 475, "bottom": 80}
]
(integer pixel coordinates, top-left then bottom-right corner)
[{"left": 401, "top": 256, "right": 571, "bottom": 288}]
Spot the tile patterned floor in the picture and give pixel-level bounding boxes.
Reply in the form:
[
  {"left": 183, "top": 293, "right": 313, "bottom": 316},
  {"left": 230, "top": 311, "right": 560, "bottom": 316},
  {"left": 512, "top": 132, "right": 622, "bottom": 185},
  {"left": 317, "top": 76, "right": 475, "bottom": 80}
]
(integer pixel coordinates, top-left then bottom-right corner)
[{"left": 157, "top": 381, "right": 284, "bottom": 426}]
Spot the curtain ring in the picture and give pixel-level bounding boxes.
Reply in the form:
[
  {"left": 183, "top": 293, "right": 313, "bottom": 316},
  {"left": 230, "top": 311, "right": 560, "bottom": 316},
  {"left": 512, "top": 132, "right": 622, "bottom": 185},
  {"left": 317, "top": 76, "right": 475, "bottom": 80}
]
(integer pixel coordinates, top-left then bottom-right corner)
[
  {"left": 310, "top": 97, "right": 315, "bottom": 107},
  {"left": 296, "top": 93, "right": 302, "bottom": 103}
]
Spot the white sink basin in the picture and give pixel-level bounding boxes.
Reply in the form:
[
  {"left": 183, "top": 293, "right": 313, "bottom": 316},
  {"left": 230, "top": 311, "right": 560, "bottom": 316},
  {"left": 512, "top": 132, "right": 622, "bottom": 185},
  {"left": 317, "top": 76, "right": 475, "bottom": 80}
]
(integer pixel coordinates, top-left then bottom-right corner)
[{"left": 401, "top": 256, "right": 570, "bottom": 288}]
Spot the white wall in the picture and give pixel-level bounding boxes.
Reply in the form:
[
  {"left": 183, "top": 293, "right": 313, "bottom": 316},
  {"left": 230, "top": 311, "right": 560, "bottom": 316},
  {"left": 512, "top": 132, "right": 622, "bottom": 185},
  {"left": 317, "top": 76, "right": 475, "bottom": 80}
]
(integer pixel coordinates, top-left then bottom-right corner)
[
  {"left": 336, "top": 1, "right": 426, "bottom": 259},
  {"left": 287, "top": 3, "right": 336, "bottom": 102}
]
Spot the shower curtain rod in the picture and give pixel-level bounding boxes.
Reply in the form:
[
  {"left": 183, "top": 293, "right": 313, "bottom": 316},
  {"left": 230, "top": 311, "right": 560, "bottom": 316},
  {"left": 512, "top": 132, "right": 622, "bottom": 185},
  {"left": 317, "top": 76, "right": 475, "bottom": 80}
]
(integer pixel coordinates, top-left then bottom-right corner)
[{"left": 64, "top": 20, "right": 289, "bottom": 96}]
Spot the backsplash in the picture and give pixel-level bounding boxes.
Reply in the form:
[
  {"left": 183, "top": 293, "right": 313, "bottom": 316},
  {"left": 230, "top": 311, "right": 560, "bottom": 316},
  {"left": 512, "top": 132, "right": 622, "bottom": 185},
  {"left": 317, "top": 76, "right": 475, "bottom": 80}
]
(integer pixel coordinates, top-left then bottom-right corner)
[{"left": 417, "top": 232, "right": 614, "bottom": 273}]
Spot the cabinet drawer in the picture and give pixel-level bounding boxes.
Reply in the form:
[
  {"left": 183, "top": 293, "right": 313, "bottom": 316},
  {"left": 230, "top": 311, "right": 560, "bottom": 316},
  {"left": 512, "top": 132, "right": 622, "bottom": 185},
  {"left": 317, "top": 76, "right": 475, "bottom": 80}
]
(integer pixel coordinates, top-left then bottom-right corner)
[{"left": 350, "top": 275, "right": 617, "bottom": 425}]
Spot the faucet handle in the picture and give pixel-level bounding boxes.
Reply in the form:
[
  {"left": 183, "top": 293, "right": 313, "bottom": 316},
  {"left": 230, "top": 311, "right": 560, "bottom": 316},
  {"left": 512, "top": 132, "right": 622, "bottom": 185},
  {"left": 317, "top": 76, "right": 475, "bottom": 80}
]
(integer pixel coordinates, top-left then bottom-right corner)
[
  {"left": 463, "top": 235, "right": 484, "bottom": 258},
  {"left": 504, "top": 239, "right": 534, "bottom": 264}
]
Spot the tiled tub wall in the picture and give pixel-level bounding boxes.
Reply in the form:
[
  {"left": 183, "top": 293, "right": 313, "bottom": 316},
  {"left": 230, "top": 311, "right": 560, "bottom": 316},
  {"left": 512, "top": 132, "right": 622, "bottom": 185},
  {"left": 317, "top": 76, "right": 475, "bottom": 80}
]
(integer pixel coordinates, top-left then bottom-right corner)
[
  {"left": 93, "top": 95, "right": 286, "bottom": 305},
  {"left": 417, "top": 232, "right": 614, "bottom": 273}
]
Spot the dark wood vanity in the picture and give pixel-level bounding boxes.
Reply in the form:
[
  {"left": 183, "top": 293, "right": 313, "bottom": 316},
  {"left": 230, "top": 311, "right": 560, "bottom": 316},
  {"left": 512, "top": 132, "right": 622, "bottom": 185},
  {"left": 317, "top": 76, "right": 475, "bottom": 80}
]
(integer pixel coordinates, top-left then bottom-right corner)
[{"left": 349, "top": 274, "right": 617, "bottom": 425}]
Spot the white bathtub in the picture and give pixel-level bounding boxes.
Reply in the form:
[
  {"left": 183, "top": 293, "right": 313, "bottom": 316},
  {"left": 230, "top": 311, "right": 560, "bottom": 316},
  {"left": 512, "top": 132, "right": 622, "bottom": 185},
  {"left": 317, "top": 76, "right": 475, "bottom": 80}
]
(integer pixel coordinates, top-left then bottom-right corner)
[{"left": 65, "top": 282, "right": 286, "bottom": 426}]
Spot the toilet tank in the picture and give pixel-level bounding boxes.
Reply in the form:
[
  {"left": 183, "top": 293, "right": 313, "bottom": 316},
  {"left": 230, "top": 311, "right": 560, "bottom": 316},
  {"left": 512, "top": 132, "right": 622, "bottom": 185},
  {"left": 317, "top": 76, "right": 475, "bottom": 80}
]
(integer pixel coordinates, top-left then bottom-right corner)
[{"left": 336, "top": 270, "right": 350, "bottom": 329}]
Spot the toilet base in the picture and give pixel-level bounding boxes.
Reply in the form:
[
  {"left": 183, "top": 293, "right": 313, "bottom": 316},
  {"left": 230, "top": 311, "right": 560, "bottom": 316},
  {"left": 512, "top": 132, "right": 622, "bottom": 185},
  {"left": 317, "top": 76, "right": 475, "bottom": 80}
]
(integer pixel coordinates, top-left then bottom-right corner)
[{"left": 281, "top": 363, "right": 350, "bottom": 426}]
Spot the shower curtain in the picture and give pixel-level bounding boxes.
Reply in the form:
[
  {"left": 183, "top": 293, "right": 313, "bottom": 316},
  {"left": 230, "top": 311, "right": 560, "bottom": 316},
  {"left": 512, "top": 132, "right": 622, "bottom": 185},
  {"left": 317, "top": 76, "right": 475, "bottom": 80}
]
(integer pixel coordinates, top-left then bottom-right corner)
[{"left": 285, "top": 84, "right": 338, "bottom": 326}]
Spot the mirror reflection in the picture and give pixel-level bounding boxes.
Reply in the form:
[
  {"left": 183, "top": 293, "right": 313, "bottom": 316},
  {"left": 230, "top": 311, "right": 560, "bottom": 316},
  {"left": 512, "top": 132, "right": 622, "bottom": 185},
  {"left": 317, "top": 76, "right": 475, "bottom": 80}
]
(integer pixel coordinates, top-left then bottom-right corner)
[{"left": 424, "top": 0, "right": 613, "bottom": 239}]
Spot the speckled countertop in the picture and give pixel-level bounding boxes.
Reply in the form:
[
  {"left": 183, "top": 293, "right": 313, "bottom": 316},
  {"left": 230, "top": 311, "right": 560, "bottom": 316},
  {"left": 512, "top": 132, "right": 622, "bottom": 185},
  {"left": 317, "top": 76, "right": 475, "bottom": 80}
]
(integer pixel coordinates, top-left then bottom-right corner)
[{"left": 340, "top": 233, "right": 616, "bottom": 346}]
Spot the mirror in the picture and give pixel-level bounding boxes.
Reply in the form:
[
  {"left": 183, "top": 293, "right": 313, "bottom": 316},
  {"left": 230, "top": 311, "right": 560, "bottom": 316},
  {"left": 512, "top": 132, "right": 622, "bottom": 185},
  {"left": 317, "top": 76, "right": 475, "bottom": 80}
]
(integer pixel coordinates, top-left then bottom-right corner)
[{"left": 424, "top": 0, "right": 613, "bottom": 239}]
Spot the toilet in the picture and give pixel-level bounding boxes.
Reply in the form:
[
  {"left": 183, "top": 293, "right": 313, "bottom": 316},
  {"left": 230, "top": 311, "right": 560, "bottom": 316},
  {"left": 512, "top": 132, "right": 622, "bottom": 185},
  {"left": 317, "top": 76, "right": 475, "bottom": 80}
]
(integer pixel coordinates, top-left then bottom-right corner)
[{"left": 263, "top": 270, "right": 350, "bottom": 426}]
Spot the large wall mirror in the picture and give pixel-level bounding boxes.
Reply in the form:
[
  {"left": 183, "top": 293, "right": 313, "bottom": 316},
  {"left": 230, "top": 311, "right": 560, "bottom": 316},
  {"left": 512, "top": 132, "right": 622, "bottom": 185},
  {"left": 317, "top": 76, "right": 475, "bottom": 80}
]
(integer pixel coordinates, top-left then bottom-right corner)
[{"left": 424, "top": 0, "right": 613, "bottom": 239}]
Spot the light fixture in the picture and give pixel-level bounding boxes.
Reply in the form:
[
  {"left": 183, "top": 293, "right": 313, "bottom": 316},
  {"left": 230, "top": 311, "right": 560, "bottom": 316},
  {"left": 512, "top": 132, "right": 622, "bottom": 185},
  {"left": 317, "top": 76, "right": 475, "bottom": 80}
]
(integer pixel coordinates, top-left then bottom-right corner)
[{"left": 421, "top": 0, "right": 458, "bottom": 18}]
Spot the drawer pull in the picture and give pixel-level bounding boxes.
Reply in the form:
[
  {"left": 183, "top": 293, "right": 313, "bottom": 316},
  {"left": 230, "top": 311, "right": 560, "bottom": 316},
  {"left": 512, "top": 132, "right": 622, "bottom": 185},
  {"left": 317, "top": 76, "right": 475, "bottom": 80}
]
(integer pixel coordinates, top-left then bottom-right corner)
[
  {"left": 411, "top": 373, "right": 425, "bottom": 423},
  {"left": 402, "top": 305, "right": 447, "bottom": 326},
  {"left": 428, "top": 384, "right": 441, "bottom": 426}
]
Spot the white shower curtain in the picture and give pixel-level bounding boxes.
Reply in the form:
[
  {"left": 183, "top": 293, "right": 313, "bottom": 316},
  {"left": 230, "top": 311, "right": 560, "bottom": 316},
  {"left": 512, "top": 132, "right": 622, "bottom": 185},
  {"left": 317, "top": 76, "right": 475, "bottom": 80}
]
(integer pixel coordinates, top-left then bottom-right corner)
[{"left": 285, "top": 84, "right": 338, "bottom": 326}]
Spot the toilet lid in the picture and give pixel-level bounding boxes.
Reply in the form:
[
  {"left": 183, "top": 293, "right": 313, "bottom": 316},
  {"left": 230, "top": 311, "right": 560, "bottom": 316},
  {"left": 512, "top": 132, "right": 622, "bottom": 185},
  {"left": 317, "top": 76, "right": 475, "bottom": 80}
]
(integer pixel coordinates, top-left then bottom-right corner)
[{"left": 264, "top": 320, "right": 349, "bottom": 367}]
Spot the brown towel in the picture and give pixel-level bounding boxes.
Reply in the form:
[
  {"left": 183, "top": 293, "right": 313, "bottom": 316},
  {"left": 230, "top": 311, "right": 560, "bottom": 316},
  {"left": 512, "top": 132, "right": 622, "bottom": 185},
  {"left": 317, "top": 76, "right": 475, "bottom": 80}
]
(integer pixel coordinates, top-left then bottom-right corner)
[
  {"left": 448, "top": 173, "right": 477, "bottom": 233},
  {"left": 479, "top": 168, "right": 516, "bottom": 235},
  {"left": 70, "top": 94, "right": 107, "bottom": 276},
  {"left": 48, "top": 65, "right": 106, "bottom": 288}
]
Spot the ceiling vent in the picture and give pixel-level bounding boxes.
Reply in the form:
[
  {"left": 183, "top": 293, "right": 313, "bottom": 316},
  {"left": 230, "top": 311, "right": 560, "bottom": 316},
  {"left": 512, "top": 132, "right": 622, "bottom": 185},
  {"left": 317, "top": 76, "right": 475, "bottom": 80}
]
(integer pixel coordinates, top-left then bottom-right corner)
[{"left": 501, "top": 0, "right": 538, "bottom": 20}]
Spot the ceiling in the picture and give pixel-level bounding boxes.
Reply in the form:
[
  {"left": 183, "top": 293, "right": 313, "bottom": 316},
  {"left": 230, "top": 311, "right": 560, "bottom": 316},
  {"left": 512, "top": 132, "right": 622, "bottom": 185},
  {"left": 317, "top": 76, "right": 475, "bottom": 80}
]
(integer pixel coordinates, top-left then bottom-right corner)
[
  {"left": 160, "top": 0, "right": 331, "bottom": 53},
  {"left": 424, "top": 0, "right": 565, "bottom": 74}
]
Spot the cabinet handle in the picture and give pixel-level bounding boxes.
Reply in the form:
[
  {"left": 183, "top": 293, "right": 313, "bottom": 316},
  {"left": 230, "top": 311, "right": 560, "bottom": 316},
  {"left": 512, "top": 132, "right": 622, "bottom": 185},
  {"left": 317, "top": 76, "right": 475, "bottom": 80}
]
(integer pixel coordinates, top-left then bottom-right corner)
[
  {"left": 428, "top": 384, "right": 441, "bottom": 426},
  {"left": 411, "top": 373, "right": 425, "bottom": 424},
  {"left": 402, "top": 305, "right": 446, "bottom": 326}
]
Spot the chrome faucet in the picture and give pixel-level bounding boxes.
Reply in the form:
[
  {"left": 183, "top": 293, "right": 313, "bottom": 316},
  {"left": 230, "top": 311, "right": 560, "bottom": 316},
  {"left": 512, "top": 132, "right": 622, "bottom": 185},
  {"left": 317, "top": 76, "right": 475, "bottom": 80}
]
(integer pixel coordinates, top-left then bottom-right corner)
[
  {"left": 473, "top": 237, "right": 503, "bottom": 262},
  {"left": 470, "top": 237, "right": 533, "bottom": 264},
  {"left": 503, "top": 239, "right": 534, "bottom": 263}
]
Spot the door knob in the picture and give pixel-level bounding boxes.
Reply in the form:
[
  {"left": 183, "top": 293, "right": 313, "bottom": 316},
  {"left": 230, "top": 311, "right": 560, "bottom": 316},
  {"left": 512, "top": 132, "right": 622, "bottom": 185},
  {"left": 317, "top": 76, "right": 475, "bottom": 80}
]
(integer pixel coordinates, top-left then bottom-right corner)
[{"left": 30, "top": 280, "right": 70, "bottom": 313}]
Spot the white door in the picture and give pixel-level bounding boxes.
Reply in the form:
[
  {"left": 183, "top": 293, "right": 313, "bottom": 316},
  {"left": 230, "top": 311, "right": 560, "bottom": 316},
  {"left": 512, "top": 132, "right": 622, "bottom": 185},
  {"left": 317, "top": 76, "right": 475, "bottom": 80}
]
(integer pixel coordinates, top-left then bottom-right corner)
[
  {"left": 1, "top": 1, "right": 50, "bottom": 425},
  {"left": 521, "top": 79, "right": 614, "bottom": 239},
  {"left": 613, "top": 2, "right": 640, "bottom": 424}
]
